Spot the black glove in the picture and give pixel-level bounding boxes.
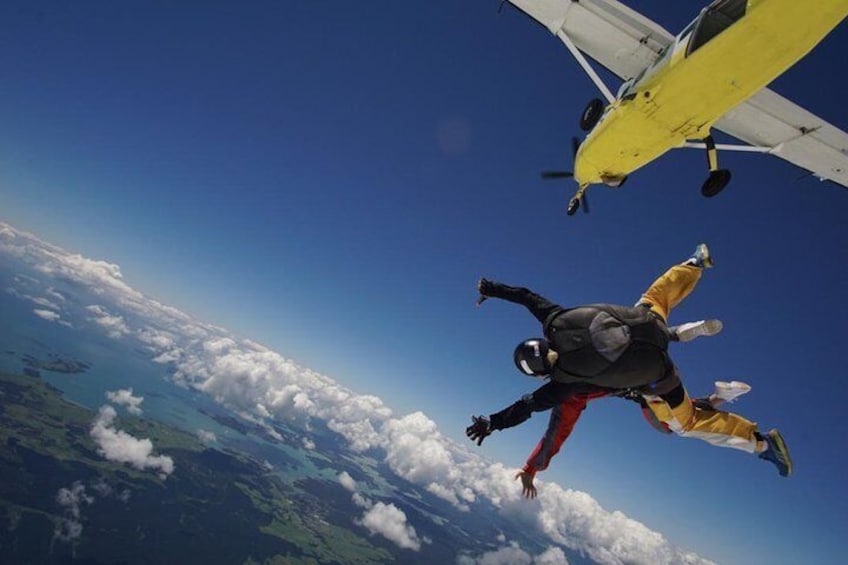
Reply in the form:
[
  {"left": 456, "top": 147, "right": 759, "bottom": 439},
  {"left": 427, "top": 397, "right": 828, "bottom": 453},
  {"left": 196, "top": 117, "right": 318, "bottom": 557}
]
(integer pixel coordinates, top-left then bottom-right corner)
[
  {"left": 476, "top": 278, "right": 498, "bottom": 306},
  {"left": 466, "top": 415, "right": 492, "bottom": 446},
  {"left": 693, "top": 398, "right": 715, "bottom": 411},
  {"left": 618, "top": 388, "right": 643, "bottom": 404}
]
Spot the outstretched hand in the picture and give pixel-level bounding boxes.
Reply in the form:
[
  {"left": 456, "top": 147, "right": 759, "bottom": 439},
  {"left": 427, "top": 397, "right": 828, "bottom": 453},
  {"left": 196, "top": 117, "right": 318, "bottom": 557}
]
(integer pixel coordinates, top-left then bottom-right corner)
[
  {"left": 476, "top": 278, "right": 495, "bottom": 306},
  {"left": 465, "top": 415, "right": 492, "bottom": 446},
  {"left": 515, "top": 470, "right": 537, "bottom": 499}
]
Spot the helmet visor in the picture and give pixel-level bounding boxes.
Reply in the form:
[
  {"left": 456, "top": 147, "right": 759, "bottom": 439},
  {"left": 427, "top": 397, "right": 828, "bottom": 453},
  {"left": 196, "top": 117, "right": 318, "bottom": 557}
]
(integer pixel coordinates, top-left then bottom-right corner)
[{"left": 514, "top": 339, "right": 551, "bottom": 377}]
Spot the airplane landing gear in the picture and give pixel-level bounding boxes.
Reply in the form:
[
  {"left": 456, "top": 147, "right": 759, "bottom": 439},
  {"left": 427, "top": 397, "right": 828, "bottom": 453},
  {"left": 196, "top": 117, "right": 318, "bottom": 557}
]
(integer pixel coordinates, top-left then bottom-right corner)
[
  {"left": 702, "top": 169, "right": 731, "bottom": 197},
  {"left": 580, "top": 98, "right": 605, "bottom": 131},
  {"left": 701, "top": 134, "right": 731, "bottom": 197},
  {"left": 567, "top": 184, "right": 589, "bottom": 216}
]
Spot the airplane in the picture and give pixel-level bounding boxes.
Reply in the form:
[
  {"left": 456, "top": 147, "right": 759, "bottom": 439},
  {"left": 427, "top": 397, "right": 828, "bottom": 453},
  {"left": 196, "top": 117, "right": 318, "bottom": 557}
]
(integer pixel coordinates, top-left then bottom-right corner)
[{"left": 502, "top": 0, "right": 848, "bottom": 215}]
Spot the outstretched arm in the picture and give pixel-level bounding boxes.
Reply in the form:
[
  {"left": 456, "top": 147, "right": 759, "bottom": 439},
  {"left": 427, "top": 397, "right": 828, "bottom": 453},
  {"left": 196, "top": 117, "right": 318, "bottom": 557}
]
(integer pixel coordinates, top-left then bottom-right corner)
[
  {"left": 467, "top": 382, "right": 611, "bottom": 498},
  {"left": 476, "top": 278, "right": 563, "bottom": 323},
  {"left": 466, "top": 381, "right": 586, "bottom": 446},
  {"left": 522, "top": 390, "right": 604, "bottom": 476},
  {"left": 517, "top": 387, "right": 610, "bottom": 499}
]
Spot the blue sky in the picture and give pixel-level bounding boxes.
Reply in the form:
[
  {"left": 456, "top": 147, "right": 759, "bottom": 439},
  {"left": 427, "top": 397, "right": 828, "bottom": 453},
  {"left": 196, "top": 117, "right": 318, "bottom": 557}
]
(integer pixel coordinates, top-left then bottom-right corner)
[{"left": 1, "top": 1, "right": 846, "bottom": 563}]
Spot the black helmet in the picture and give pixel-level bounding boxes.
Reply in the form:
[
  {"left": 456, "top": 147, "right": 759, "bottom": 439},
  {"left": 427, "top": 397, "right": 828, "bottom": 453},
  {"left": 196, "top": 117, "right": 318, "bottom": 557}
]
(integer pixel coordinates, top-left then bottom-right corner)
[{"left": 513, "top": 338, "right": 552, "bottom": 377}]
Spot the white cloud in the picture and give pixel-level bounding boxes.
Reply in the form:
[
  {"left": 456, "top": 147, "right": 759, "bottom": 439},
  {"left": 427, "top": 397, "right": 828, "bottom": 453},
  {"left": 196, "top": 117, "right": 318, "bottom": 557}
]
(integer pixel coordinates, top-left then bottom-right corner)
[
  {"left": 33, "top": 308, "right": 61, "bottom": 322},
  {"left": 0, "top": 221, "right": 714, "bottom": 564},
  {"left": 89, "top": 477, "right": 130, "bottom": 502},
  {"left": 86, "top": 304, "right": 130, "bottom": 338},
  {"left": 339, "top": 475, "right": 423, "bottom": 552},
  {"left": 464, "top": 544, "right": 532, "bottom": 565},
  {"left": 203, "top": 337, "right": 237, "bottom": 354},
  {"left": 301, "top": 437, "right": 315, "bottom": 450},
  {"left": 90, "top": 405, "right": 174, "bottom": 478},
  {"left": 137, "top": 328, "right": 176, "bottom": 350},
  {"left": 106, "top": 388, "right": 144, "bottom": 415},
  {"left": 534, "top": 485, "right": 665, "bottom": 564},
  {"left": 458, "top": 542, "right": 568, "bottom": 565},
  {"left": 359, "top": 501, "right": 423, "bottom": 551},
  {"left": 338, "top": 471, "right": 356, "bottom": 492},
  {"left": 46, "top": 287, "right": 66, "bottom": 302},
  {"left": 535, "top": 547, "right": 568, "bottom": 565},
  {"left": 54, "top": 482, "right": 93, "bottom": 542},
  {"left": 32, "top": 296, "right": 61, "bottom": 309},
  {"left": 351, "top": 492, "right": 370, "bottom": 508},
  {"left": 7, "top": 286, "right": 62, "bottom": 310},
  {"left": 53, "top": 479, "right": 131, "bottom": 543},
  {"left": 153, "top": 349, "right": 182, "bottom": 364},
  {"left": 197, "top": 429, "right": 217, "bottom": 443}
]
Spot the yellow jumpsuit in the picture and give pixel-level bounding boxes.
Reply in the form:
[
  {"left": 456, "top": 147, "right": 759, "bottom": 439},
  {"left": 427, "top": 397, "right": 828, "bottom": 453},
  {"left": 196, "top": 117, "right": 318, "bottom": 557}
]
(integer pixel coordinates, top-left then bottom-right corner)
[{"left": 638, "top": 263, "right": 764, "bottom": 454}]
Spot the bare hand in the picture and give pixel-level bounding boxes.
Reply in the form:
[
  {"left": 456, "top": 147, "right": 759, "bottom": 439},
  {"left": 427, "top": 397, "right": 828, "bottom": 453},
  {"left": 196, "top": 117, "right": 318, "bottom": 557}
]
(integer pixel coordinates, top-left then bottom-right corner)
[{"left": 515, "top": 470, "right": 537, "bottom": 499}]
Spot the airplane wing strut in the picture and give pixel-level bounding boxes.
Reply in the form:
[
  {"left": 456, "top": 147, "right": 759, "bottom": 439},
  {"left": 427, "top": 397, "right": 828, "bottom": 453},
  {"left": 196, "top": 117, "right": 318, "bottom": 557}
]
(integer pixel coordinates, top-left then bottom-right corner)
[
  {"left": 714, "top": 87, "right": 848, "bottom": 187},
  {"left": 556, "top": 30, "right": 616, "bottom": 103},
  {"left": 683, "top": 142, "right": 772, "bottom": 153}
]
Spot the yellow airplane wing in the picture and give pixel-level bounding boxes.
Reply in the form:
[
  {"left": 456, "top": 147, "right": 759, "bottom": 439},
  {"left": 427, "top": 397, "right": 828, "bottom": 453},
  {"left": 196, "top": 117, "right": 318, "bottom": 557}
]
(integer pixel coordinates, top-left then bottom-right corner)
[
  {"left": 715, "top": 88, "right": 848, "bottom": 188},
  {"left": 506, "top": 0, "right": 674, "bottom": 81}
]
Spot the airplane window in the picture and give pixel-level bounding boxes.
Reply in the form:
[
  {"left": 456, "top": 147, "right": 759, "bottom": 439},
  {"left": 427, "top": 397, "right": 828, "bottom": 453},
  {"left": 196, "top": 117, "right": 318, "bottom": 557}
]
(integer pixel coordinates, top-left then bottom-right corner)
[
  {"left": 628, "top": 38, "right": 674, "bottom": 94},
  {"left": 686, "top": 0, "right": 747, "bottom": 56},
  {"left": 678, "top": 18, "right": 698, "bottom": 42}
]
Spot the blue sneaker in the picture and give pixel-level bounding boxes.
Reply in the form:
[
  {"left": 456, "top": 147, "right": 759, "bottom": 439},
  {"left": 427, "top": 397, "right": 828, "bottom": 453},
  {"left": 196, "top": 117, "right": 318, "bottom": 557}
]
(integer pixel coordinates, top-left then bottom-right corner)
[
  {"left": 687, "top": 243, "right": 713, "bottom": 269},
  {"left": 758, "top": 429, "right": 793, "bottom": 477}
]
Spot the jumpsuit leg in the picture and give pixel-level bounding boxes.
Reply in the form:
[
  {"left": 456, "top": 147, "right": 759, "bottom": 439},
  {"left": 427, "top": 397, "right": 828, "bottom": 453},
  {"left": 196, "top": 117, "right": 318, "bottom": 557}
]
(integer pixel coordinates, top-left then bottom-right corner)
[
  {"left": 637, "top": 264, "right": 703, "bottom": 322},
  {"left": 644, "top": 389, "right": 764, "bottom": 453}
]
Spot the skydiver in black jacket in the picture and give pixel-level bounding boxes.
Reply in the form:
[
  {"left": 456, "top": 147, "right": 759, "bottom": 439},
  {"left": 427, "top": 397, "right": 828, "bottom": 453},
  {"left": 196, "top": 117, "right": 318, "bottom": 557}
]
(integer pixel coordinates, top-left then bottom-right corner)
[{"left": 466, "top": 244, "right": 792, "bottom": 498}]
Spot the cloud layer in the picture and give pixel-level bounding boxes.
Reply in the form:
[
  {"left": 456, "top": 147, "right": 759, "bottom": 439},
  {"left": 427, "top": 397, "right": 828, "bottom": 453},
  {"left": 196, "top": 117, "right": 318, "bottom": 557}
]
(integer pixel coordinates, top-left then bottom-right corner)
[{"left": 1, "top": 221, "right": 713, "bottom": 565}]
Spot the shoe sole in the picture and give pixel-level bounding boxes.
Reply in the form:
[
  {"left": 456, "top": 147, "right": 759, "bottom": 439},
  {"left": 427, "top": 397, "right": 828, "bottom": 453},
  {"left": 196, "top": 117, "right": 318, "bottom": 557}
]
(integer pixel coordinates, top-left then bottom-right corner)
[
  {"left": 714, "top": 381, "right": 751, "bottom": 402},
  {"left": 676, "top": 319, "right": 723, "bottom": 342},
  {"left": 715, "top": 381, "right": 751, "bottom": 396},
  {"left": 769, "top": 430, "right": 793, "bottom": 477},
  {"left": 700, "top": 319, "right": 722, "bottom": 336}
]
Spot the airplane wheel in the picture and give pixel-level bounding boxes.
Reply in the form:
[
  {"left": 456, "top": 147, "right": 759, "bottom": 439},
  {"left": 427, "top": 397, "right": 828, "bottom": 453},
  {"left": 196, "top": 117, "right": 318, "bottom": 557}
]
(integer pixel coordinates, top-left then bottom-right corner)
[
  {"left": 701, "top": 169, "right": 732, "bottom": 197},
  {"left": 567, "top": 198, "right": 580, "bottom": 216},
  {"left": 579, "top": 98, "right": 604, "bottom": 131}
]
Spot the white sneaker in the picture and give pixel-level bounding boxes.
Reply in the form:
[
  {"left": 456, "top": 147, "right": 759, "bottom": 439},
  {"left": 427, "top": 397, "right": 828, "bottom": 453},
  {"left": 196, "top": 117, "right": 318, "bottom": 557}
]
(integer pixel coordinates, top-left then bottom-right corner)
[
  {"left": 672, "top": 319, "right": 723, "bottom": 342},
  {"left": 713, "top": 381, "right": 751, "bottom": 403}
]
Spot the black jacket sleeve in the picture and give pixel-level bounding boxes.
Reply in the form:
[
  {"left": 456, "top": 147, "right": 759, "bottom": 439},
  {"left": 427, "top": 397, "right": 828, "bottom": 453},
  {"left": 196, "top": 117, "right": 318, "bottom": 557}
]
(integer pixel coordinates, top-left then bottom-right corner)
[
  {"left": 481, "top": 280, "right": 563, "bottom": 324},
  {"left": 489, "top": 381, "right": 586, "bottom": 430}
]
